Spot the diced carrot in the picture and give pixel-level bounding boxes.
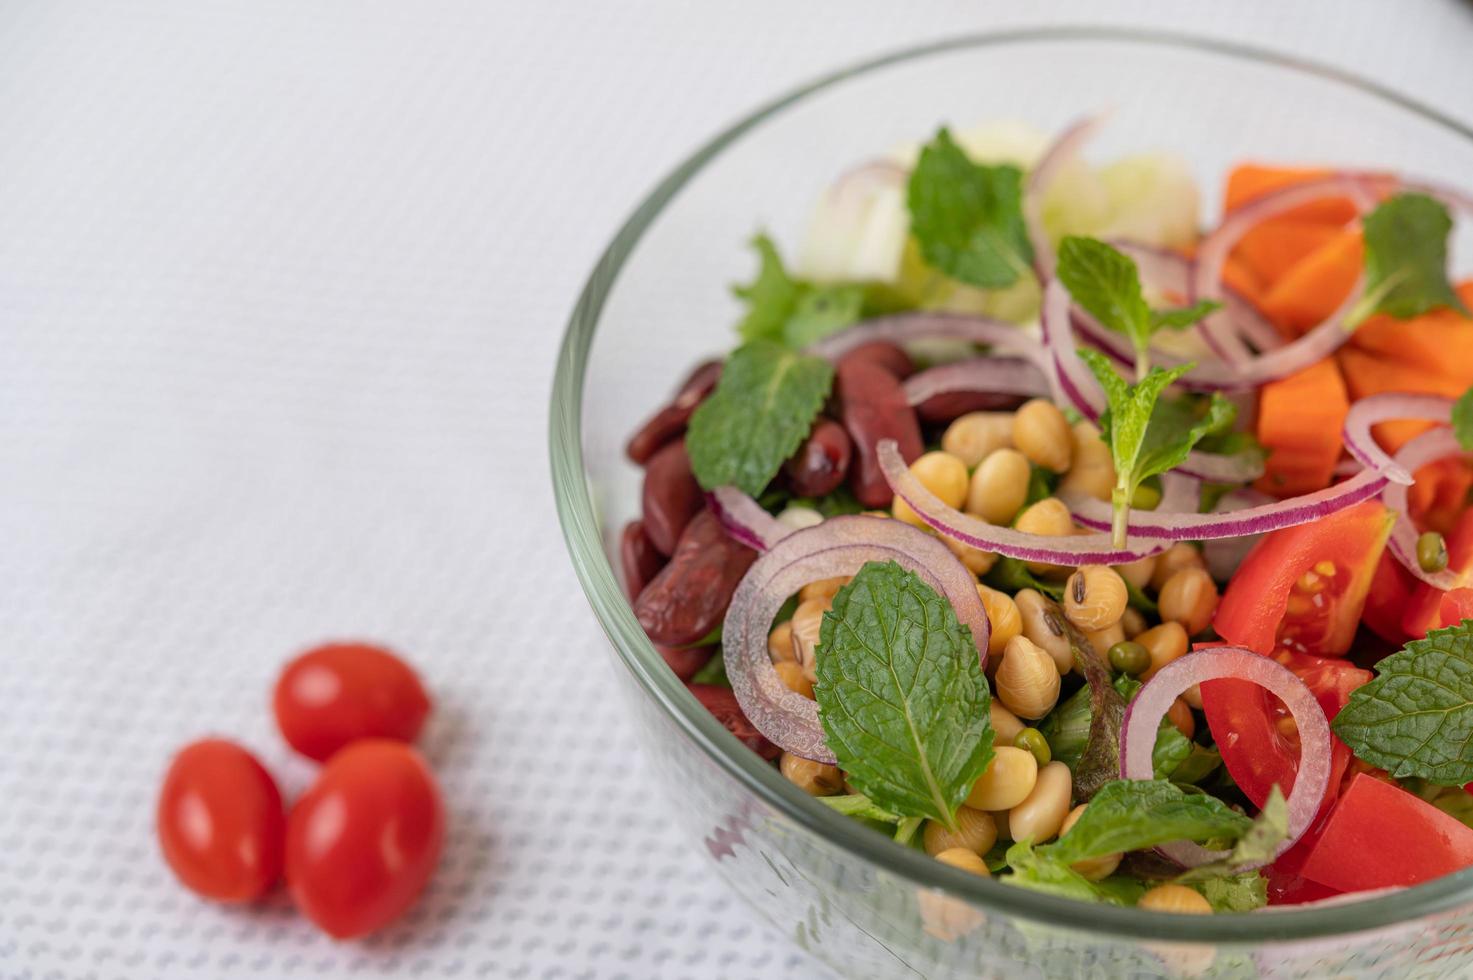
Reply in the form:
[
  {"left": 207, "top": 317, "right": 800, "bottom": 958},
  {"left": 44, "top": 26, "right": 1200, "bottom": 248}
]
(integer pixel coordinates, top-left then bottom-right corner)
[
  {"left": 1350, "top": 280, "right": 1473, "bottom": 383},
  {"left": 1221, "top": 253, "right": 1264, "bottom": 304},
  {"left": 1255, "top": 359, "right": 1349, "bottom": 498},
  {"left": 1259, "top": 231, "right": 1363, "bottom": 336},
  {"left": 1223, "top": 164, "right": 1359, "bottom": 224},
  {"left": 1338, "top": 348, "right": 1468, "bottom": 453},
  {"left": 1233, "top": 219, "right": 1343, "bottom": 293}
]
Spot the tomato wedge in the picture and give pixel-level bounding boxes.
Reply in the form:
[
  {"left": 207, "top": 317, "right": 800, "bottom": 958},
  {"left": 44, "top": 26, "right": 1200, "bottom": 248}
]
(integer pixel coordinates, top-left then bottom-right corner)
[
  {"left": 1403, "top": 508, "right": 1473, "bottom": 638},
  {"left": 1362, "top": 551, "right": 1416, "bottom": 646},
  {"left": 1214, "top": 500, "right": 1393, "bottom": 657},
  {"left": 1299, "top": 774, "right": 1473, "bottom": 891},
  {"left": 1440, "top": 588, "right": 1473, "bottom": 629}
]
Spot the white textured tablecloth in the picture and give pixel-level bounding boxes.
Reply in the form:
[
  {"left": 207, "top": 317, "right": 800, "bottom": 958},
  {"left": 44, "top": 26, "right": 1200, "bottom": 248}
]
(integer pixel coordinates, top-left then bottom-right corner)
[{"left": 2, "top": 2, "right": 1470, "bottom": 978}]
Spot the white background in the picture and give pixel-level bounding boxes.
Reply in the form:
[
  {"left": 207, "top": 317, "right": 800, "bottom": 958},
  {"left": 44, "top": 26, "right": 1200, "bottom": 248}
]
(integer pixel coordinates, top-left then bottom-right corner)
[{"left": 2, "top": 2, "right": 1471, "bottom": 978}]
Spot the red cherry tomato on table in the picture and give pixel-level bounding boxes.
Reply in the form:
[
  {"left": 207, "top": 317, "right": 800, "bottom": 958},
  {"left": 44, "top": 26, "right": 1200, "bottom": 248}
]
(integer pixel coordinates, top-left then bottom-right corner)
[
  {"left": 273, "top": 642, "right": 431, "bottom": 762},
  {"left": 156, "top": 738, "right": 285, "bottom": 901},
  {"left": 286, "top": 739, "right": 445, "bottom": 939}
]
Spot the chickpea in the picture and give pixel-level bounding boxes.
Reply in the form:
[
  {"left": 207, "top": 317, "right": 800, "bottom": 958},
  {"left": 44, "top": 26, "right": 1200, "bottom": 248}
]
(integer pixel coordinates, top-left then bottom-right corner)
[
  {"left": 1060, "top": 804, "right": 1121, "bottom": 880},
  {"left": 965, "top": 448, "right": 1031, "bottom": 525},
  {"left": 1064, "top": 565, "right": 1128, "bottom": 631},
  {"left": 1168, "top": 697, "right": 1195, "bottom": 738},
  {"left": 799, "top": 576, "right": 849, "bottom": 603},
  {"left": 1014, "top": 498, "right": 1076, "bottom": 575},
  {"left": 780, "top": 753, "right": 843, "bottom": 796},
  {"left": 1137, "top": 621, "right": 1189, "bottom": 682},
  {"left": 941, "top": 411, "right": 1014, "bottom": 468},
  {"left": 1138, "top": 884, "right": 1213, "bottom": 915},
  {"left": 996, "top": 635, "right": 1061, "bottom": 719},
  {"left": 1085, "top": 622, "right": 1126, "bottom": 661},
  {"left": 1013, "top": 399, "right": 1073, "bottom": 472},
  {"left": 894, "top": 451, "right": 970, "bottom": 527},
  {"left": 1008, "top": 761, "right": 1072, "bottom": 844},
  {"left": 1115, "top": 554, "right": 1158, "bottom": 591},
  {"left": 1181, "top": 683, "right": 1203, "bottom": 710},
  {"left": 1120, "top": 607, "right": 1147, "bottom": 639},
  {"left": 774, "top": 660, "right": 814, "bottom": 699},
  {"left": 768, "top": 620, "right": 795, "bottom": 664},
  {"left": 1150, "top": 543, "right": 1206, "bottom": 591},
  {"left": 1159, "top": 567, "right": 1219, "bottom": 636},
  {"left": 976, "top": 584, "right": 1022, "bottom": 659},
  {"left": 966, "top": 745, "right": 1038, "bottom": 811},
  {"left": 923, "top": 806, "right": 998, "bottom": 857},
  {"left": 945, "top": 535, "right": 997, "bottom": 577},
  {"left": 1058, "top": 461, "right": 1115, "bottom": 503},
  {"left": 1070, "top": 421, "right": 1112, "bottom": 466},
  {"left": 776, "top": 505, "right": 823, "bottom": 531},
  {"left": 791, "top": 597, "right": 832, "bottom": 680},
  {"left": 934, "top": 847, "right": 990, "bottom": 876},
  {"left": 1014, "top": 588, "right": 1073, "bottom": 674},
  {"left": 989, "top": 701, "right": 1025, "bottom": 746}
]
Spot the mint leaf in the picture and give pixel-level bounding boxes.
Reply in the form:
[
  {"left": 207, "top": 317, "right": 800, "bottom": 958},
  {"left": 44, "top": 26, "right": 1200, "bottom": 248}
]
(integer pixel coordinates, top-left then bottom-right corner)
[
  {"left": 1354, "top": 193, "right": 1470, "bottom": 324},
  {"left": 814, "top": 561, "right": 994, "bottom": 828},
  {"left": 733, "top": 235, "right": 864, "bottom": 347},
  {"left": 1150, "top": 299, "right": 1223, "bottom": 332},
  {"left": 1135, "top": 391, "right": 1236, "bottom": 484},
  {"left": 1454, "top": 386, "right": 1473, "bottom": 452},
  {"left": 1194, "top": 873, "right": 1269, "bottom": 912},
  {"left": 1002, "top": 841, "right": 1146, "bottom": 906},
  {"left": 1171, "top": 743, "right": 1223, "bottom": 785},
  {"left": 984, "top": 557, "right": 1064, "bottom": 600},
  {"left": 687, "top": 340, "right": 834, "bottom": 496},
  {"left": 817, "top": 793, "right": 903, "bottom": 824},
  {"left": 907, "top": 128, "right": 1033, "bottom": 289},
  {"left": 1045, "top": 779, "right": 1253, "bottom": 865},
  {"left": 1043, "top": 599, "right": 1128, "bottom": 801},
  {"left": 1332, "top": 622, "right": 1473, "bottom": 785},
  {"left": 1057, "top": 236, "right": 1151, "bottom": 353},
  {"left": 1176, "top": 787, "right": 1288, "bottom": 882}
]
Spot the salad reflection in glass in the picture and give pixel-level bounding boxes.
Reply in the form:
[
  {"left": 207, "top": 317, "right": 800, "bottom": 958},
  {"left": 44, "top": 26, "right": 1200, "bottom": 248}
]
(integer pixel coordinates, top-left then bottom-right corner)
[{"left": 620, "top": 117, "right": 1473, "bottom": 915}]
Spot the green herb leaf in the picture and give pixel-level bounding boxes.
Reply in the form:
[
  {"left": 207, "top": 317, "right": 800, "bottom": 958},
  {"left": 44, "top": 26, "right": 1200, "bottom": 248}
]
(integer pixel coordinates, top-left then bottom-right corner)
[
  {"left": 1332, "top": 622, "right": 1473, "bottom": 785},
  {"left": 1177, "top": 787, "right": 1288, "bottom": 882},
  {"left": 1194, "top": 873, "right": 1269, "bottom": 912},
  {"left": 1149, "top": 299, "right": 1224, "bottom": 332},
  {"left": 817, "top": 794, "right": 903, "bottom": 824},
  {"left": 907, "top": 128, "right": 1033, "bottom": 289},
  {"left": 1045, "top": 599, "right": 1128, "bottom": 801},
  {"left": 1045, "top": 779, "right": 1253, "bottom": 865},
  {"left": 1171, "top": 743, "right": 1223, "bottom": 786},
  {"left": 814, "top": 561, "right": 994, "bottom": 828},
  {"left": 686, "top": 340, "right": 834, "bottom": 496},
  {"left": 984, "top": 558, "right": 1064, "bottom": 600},
  {"left": 1002, "top": 841, "right": 1147, "bottom": 906},
  {"left": 733, "top": 234, "right": 865, "bottom": 347},
  {"left": 1354, "top": 193, "right": 1470, "bottom": 325},
  {"left": 1041, "top": 674, "right": 1189, "bottom": 781},
  {"left": 1454, "top": 386, "right": 1473, "bottom": 452},
  {"left": 1057, "top": 236, "right": 1151, "bottom": 354}
]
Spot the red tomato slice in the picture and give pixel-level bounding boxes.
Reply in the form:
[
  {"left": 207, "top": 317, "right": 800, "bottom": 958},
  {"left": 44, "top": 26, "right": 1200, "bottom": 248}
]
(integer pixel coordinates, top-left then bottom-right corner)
[
  {"left": 1299, "top": 774, "right": 1473, "bottom": 891},
  {"left": 1440, "top": 588, "right": 1473, "bottom": 630},
  {"left": 1215, "top": 501, "right": 1393, "bottom": 658},
  {"left": 1362, "top": 551, "right": 1416, "bottom": 646},
  {"left": 1404, "top": 508, "right": 1473, "bottom": 638}
]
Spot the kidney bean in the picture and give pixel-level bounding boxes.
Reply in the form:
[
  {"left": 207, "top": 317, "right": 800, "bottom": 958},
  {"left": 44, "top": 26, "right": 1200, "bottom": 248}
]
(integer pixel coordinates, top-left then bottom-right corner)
[
  {"left": 641, "top": 439, "right": 703, "bottom": 556},
  {"left": 620, "top": 520, "right": 666, "bottom": 602},
  {"left": 626, "top": 360, "right": 723, "bottom": 464},
  {"left": 915, "top": 390, "right": 1028, "bottom": 425},
  {"left": 784, "top": 417, "right": 852, "bottom": 498},
  {"left": 838, "top": 341, "right": 913, "bottom": 380},
  {"left": 658, "top": 644, "right": 713, "bottom": 683},
  {"left": 688, "top": 684, "right": 780, "bottom": 760},
  {"left": 836, "top": 358, "right": 924, "bottom": 507},
  {"left": 635, "top": 509, "right": 756, "bottom": 647}
]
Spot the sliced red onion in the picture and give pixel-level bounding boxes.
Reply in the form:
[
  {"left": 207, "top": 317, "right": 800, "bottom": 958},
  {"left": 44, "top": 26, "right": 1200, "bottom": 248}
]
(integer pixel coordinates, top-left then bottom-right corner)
[
  {"left": 1202, "top": 488, "right": 1274, "bottom": 580},
  {"left": 1025, "top": 114, "right": 1106, "bottom": 280},
  {"left": 1343, "top": 393, "right": 1455, "bottom": 485},
  {"left": 902, "top": 356, "right": 1051, "bottom": 407},
  {"left": 1066, "top": 468, "right": 1387, "bottom": 542},
  {"left": 709, "top": 487, "right": 791, "bottom": 552},
  {"left": 723, "top": 515, "right": 991, "bottom": 763},
  {"left": 878, "top": 439, "right": 1165, "bottom": 563},
  {"left": 1384, "top": 427, "right": 1469, "bottom": 589},
  {"left": 1121, "top": 646, "right": 1332, "bottom": 868},
  {"left": 1156, "top": 472, "right": 1201, "bottom": 515},
  {"left": 807, "top": 311, "right": 1047, "bottom": 367}
]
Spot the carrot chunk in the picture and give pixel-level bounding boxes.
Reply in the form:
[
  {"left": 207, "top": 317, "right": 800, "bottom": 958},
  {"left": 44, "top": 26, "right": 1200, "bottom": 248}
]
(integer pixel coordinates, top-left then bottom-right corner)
[{"left": 1254, "top": 359, "right": 1349, "bottom": 498}]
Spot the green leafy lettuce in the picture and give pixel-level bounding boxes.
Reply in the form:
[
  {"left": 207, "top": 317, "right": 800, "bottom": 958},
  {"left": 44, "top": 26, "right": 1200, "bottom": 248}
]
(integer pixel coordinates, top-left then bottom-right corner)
[
  {"left": 734, "top": 234, "right": 865, "bottom": 347},
  {"left": 1351, "top": 193, "right": 1470, "bottom": 326},
  {"left": 1332, "top": 622, "right": 1473, "bottom": 785},
  {"left": 907, "top": 128, "right": 1033, "bottom": 289},
  {"left": 814, "top": 561, "right": 994, "bottom": 830},
  {"left": 686, "top": 340, "right": 834, "bottom": 496}
]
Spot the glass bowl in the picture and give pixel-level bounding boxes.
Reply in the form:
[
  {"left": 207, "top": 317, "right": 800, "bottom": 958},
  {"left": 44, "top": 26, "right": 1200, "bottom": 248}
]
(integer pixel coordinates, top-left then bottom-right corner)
[{"left": 550, "top": 27, "right": 1473, "bottom": 979}]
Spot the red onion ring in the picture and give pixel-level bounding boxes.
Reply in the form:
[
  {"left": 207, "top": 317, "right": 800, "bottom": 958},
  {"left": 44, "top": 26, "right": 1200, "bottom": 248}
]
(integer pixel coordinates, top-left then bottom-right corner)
[
  {"left": 723, "top": 516, "right": 991, "bottom": 763},
  {"left": 709, "top": 487, "right": 791, "bottom": 552},
  {"left": 1156, "top": 472, "right": 1201, "bottom": 515},
  {"left": 902, "top": 356, "right": 1051, "bottom": 407},
  {"left": 1343, "top": 393, "right": 1455, "bottom": 485},
  {"left": 1122, "top": 646, "right": 1332, "bottom": 868},
  {"left": 878, "top": 439, "right": 1165, "bottom": 564},
  {"left": 1201, "top": 488, "right": 1275, "bottom": 580},
  {"left": 807, "top": 311, "right": 1046, "bottom": 365},
  {"left": 1025, "top": 114, "right": 1106, "bottom": 280},
  {"left": 1384, "top": 427, "right": 1470, "bottom": 589}
]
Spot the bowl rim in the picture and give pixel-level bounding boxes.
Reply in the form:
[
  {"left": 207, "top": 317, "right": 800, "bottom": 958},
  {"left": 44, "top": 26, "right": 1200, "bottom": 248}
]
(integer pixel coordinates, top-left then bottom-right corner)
[{"left": 550, "top": 24, "right": 1473, "bottom": 944}]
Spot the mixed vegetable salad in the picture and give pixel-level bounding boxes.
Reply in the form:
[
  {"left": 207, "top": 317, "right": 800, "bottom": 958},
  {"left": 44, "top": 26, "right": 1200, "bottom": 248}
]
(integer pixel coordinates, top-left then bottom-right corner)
[{"left": 619, "top": 117, "right": 1473, "bottom": 914}]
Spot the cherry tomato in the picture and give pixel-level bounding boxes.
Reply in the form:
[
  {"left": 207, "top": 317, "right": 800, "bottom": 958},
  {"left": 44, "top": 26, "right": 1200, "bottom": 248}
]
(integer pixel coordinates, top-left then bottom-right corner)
[
  {"left": 156, "top": 738, "right": 285, "bottom": 901},
  {"left": 286, "top": 739, "right": 445, "bottom": 938},
  {"left": 1214, "top": 500, "right": 1393, "bottom": 657},
  {"left": 689, "top": 683, "right": 779, "bottom": 760},
  {"left": 273, "top": 642, "right": 431, "bottom": 762}
]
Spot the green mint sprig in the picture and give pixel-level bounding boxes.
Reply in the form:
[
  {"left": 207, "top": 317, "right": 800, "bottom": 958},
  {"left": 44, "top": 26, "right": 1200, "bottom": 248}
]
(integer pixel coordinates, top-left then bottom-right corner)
[
  {"left": 734, "top": 234, "right": 865, "bottom": 348},
  {"left": 1079, "top": 350, "right": 1234, "bottom": 547},
  {"left": 907, "top": 128, "right": 1033, "bottom": 289},
  {"left": 814, "top": 561, "right": 994, "bottom": 830},
  {"left": 1332, "top": 622, "right": 1473, "bottom": 785},
  {"left": 1175, "top": 786, "right": 1288, "bottom": 882},
  {"left": 1043, "top": 779, "right": 1253, "bottom": 866},
  {"left": 686, "top": 340, "right": 834, "bottom": 496},
  {"left": 1349, "top": 193, "right": 1470, "bottom": 327}
]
